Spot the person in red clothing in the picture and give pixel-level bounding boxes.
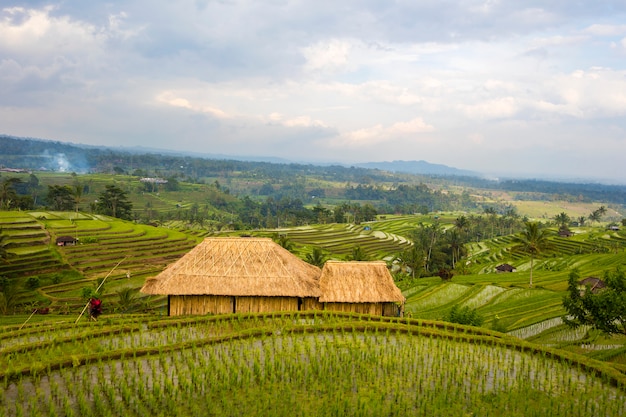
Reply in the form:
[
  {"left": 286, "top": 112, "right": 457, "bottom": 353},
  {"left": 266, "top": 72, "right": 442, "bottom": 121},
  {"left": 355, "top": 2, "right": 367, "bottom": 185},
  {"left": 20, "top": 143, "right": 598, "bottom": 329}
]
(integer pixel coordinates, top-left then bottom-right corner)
[{"left": 89, "top": 298, "right": 102, "bottom": 321}]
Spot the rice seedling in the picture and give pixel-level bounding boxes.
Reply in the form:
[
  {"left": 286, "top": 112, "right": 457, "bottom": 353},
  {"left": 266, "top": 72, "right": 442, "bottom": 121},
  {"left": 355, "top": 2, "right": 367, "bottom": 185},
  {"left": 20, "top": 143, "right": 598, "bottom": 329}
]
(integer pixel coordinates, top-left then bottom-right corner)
[{"left": 2, "top": 312, "right": 626, "bottom": 416}]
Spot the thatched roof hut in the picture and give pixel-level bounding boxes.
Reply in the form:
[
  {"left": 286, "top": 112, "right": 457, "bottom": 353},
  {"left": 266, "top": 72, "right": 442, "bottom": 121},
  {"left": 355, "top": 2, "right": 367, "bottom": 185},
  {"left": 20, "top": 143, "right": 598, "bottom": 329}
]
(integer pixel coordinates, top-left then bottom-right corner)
[
  {"left": 495, "top": 263, "right": 516, "bottom": 273},
  {"left": 141, "top": 237, "right": 322, "bottom": 315},
  {"left": 319, "top": 261, "right": 405, "bottom": 316},
  {"left": 56, "top": 236, "right": 77, "bottom": 246},
  {"left": 578, "top": 276, "right": 607, "bottom": 294}
]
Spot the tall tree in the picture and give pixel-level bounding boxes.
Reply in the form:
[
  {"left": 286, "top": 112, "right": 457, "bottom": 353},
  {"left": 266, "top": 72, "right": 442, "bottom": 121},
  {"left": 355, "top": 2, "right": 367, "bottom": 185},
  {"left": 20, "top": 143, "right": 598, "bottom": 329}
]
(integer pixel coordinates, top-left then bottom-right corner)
[
  {"left": 274, "top": 233, "right": 294, "bottom": 251},
  {"left": 47, "top": 185, "right": 75, "bottom": 211},
  {"left": 454, "top": 215, "right": 469, "bottom": 238},
  {"left": 96, "top": 184, "right": 133, "bottom": 220},
  {"left": 0, "top": 178, "right": 20, "bottom": 209},
  {"left": 511, "top": 222, "right": 552, "bottom": 287},
  {"left": 395, "top": 246, "right": 424, "bottom": 279},
  {"left": 563, "top": 269, "right": 626, "bottom": 336},
  {"left": 553, "top": 212, "right": 571, "bottom": 229},
  {"left": 348, "top": 246, "right": 369, "bottom": 261},
  {"left": 588, "top": 206, "right": 607, "bottom": 224},
  {"left": 73, "top": 184, "right": 84, "bottom": 215},
  {"left": 305, "top": 246, "right": 328, "bottom": 267}
]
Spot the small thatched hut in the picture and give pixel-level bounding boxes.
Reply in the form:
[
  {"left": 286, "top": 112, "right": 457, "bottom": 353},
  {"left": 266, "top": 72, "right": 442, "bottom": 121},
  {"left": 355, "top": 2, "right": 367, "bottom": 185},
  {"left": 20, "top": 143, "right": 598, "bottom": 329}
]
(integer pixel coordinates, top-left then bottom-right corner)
[
  {"left": 578, "top": 276, "right": 607, "bottom": 294},
  {"left": 141, "top": 237, "right": 322, "bottom": 316},
  {"left": 319, "top": 261, "right": 405, "bottom": 317},
  {"left": 495, "top": 263, "right": 516, "bottom": 273},
  {"left": 56, "top": 236, "right": 77, "bottom": 246}
]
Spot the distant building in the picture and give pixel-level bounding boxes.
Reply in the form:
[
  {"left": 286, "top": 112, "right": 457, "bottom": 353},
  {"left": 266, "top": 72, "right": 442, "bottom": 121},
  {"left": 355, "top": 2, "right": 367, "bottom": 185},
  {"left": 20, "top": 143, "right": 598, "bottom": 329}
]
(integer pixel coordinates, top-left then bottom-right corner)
[
  {"left": 56, "top": 236, "right": 78, "bottom": 246},
  {"left": 140, "top": 177, "right": 168, "bottom": 184},
  {"left": 495, "top": 263, "right": 516, "bottom": 273},
  {"left": 0, "top": 167, "right": 30, "bottom": 173},
  {"left": 578, "top": 277, "right": 606, "bottom": 295}
]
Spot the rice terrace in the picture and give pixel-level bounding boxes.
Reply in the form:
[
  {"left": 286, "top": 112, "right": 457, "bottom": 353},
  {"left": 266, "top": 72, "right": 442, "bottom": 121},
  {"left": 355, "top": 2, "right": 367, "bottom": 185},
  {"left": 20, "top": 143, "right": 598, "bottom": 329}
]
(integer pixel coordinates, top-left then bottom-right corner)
[{"left": 1, "top": 162, "right": 626, "bottom": 415}]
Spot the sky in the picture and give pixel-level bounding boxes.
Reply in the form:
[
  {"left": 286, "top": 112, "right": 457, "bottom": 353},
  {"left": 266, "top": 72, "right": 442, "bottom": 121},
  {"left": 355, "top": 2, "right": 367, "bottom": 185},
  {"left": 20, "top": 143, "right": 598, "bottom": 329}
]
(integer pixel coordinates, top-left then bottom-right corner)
[{"left": 1, "top": 1, "right": 626, "bottom": 183}]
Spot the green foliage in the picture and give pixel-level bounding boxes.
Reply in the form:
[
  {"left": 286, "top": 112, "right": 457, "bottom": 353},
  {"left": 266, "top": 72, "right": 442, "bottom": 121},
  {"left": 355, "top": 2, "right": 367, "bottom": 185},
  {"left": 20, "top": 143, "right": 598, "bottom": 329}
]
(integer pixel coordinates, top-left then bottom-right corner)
[
  {"left": 446, "top": 304, "right": 484, "bottom": 326},
  {"left": 348, "top": 245, "right": 369, "bottom": 261},
  {"left": 511, "top": 222, "right": 553, "bottom": 287},
  {"left": 304, "top": 246, "right": 328, "bottom": 267},
  {"left": 0, "top": 177, "right": 21, "bottom": 210},
  {"left": 563, "top": 269, "right": 626, "bottom": 336},
  {"left": 115, "top": 287, "right": 140, "bottom": 313},
  {"left": 2, "top": 312, "right": 626, "bottom": 416},
  {"left": 46, "top": 185, "right": 75, "bottom": 211},
  {"left": 491, "top": 315, "right": 507, "bottom": 333},
  {"left": 25, "top": 276, "right": 40, "bottom": 290},
  {"left": 588, "top": 206, "right": 607, "bottom": 224},
  {"left": 437, "top": 268, "right": 454, "bottom": 281},
  {"left": 553, "top": 211, "right": 571, "bottom": 228},
  {"left": 0, "top": 276, "right": 18, "bottom": 314},
  {"left": 82, "top": 277, "right": 106, "bottom": 300},
  {"left": 0, "top": 229, "right": 10, "bottom": 262},
  {"left": 273, "top": 233, "right": 294, "bottom": 251},
  {"left": 96, "top": 184, "right": 133, "bottom": 220}
]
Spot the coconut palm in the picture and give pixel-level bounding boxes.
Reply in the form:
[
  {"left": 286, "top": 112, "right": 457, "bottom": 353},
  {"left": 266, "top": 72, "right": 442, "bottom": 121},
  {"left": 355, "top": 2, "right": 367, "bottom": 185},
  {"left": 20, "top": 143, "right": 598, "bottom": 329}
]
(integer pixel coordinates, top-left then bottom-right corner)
[
  {"left": 553, "top": 212, "right": 571, "bottom": 229},
  {"left": 305, "top": 246, "right": 327, "bottom": 267},
  {"left": 348, "top": 246, "right": 369, "bottom": 261},
  {"left": 511, "top": 222, "right": 552, "bottom": 287}
]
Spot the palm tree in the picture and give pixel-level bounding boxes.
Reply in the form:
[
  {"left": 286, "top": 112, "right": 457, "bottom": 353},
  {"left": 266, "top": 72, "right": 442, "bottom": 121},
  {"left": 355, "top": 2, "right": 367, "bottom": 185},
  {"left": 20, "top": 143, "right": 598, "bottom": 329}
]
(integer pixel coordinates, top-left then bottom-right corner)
[
  {"left": 305, "top": 246, "right": 327, "bottom": 267},
  {"left": 73, "top": 184, "right": 83, "bottom": 215},
  {"left": 553, "top": 212, "right": 571, "bottom": 229},
  {"left": 395, "top": 246, "right": 424, "bottom": 279},
  {"left": 348, "top": 246, "right": 369, "bottom": 261},
  {"left": 0, "top": 178, "right": 20, "bottom": 210},
  {"left": 454, "top": 215, "right": 469, "bottom": 238},
  {"left": 274, "top": 234, "right": 294, "bottom": 251},
  {"left": 511, "top": 222, "right": 552, "bottom": 287}
]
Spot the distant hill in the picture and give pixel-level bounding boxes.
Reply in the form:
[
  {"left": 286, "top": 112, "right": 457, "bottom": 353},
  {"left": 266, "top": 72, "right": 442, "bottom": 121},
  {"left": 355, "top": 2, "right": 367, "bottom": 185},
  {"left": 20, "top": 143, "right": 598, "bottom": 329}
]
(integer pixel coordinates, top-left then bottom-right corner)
[
  {"left": 2, "top": 134, "right": 626, "bottom": 207},
  {"left": 355, "top": 160, "right": 480, "bottom": 177}
]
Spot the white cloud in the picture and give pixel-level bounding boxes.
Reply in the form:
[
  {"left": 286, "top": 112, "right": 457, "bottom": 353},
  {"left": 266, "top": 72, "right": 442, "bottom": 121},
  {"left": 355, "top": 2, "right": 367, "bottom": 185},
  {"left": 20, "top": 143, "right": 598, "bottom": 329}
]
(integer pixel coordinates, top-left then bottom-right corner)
[
  {"left": 336, "top": 117, "right": 434, "bottom": 147},
  {"left": 583, "top": 24, "right": 626, "bottom": 36},
  {"left": 0, "top": 6, "right": 101, "bottom": 59},
  {"left": 155, "top": 91, "right": 230, "bottom": 119},
  {"left": 462, "top": 97, "right": 519, "bottom": 120},
  {"left": 302, "top": 39, "right": 352, "bottom": 72},
  {"left": 2, "top": 1, "right": 626, "bottom": 181}
]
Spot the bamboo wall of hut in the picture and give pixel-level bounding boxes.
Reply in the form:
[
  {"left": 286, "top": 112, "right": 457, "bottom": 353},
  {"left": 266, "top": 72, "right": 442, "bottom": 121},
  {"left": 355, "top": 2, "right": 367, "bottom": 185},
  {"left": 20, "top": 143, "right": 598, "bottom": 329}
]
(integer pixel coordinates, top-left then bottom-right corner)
[
  {"left": 169, "top": 295, "right": 233, "bottom": 316},
  {"left": 169, "top": 295, "right": 324, "bottom": 315},
  {"left": 322, "top": 302, "right": 400, "bottom": 316}
]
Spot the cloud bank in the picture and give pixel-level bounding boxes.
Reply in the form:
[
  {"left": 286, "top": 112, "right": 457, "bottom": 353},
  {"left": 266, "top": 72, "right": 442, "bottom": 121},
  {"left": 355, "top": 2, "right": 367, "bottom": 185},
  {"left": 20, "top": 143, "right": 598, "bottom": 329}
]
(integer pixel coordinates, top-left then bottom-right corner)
[{"left": 1, "top": 1, "right": 626, "bottom": 182}]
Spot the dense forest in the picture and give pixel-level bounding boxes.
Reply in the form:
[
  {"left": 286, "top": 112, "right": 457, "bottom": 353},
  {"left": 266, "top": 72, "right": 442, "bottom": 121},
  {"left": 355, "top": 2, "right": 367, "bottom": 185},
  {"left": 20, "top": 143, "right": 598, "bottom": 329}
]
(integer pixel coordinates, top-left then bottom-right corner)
[
  {"left": 2, "top": 135, "right": 626, "bottom": 204},
  {"left": 1, "top": 135, "right": 625, "bottom": 232}
]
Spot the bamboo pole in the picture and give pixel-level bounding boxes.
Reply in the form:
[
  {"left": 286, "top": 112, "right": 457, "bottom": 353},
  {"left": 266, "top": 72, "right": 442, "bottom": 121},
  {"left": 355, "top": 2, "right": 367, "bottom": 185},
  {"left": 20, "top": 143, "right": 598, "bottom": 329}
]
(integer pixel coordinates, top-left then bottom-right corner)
[
  {"left": 75, "top": 256, "right": 128, "bottom": 324},
  {"left": 19, "top": 308, "right": 38, "bottom": 330}
]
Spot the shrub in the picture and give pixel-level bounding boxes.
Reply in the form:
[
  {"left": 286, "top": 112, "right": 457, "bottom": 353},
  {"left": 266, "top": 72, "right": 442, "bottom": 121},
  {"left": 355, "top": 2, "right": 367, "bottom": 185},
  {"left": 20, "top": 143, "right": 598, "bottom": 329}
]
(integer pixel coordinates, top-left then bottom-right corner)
[
  {"left": 446, "top": 305, "right": 484, "bottom": 327},
  {"left": 491, "top": 315, "right": 507, "bottom": 333},
  {"left": 25, "top": 276, "right": 40, "bottom": 290}
]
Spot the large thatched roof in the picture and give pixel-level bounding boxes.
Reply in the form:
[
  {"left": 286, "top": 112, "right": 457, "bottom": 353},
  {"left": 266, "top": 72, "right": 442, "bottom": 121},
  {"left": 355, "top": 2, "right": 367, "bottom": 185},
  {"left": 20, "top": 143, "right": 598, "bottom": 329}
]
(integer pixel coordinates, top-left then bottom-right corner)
[
  {"left": 141, "top": 237, "right": 321, "bottom": 297},
  {"left": 319, "top": 261, "right": 405, "bottom": 303}
]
